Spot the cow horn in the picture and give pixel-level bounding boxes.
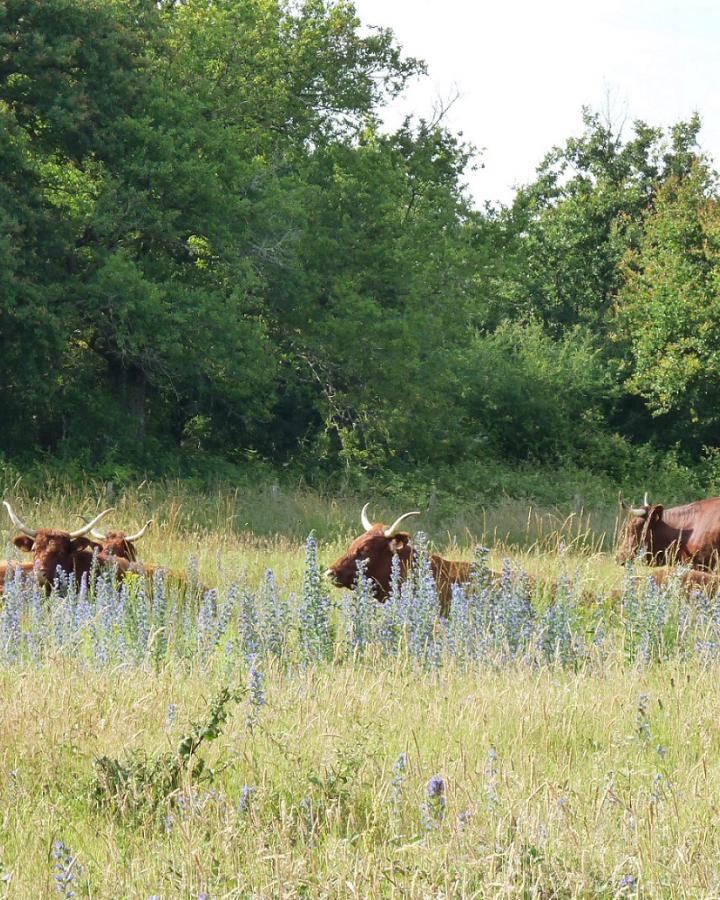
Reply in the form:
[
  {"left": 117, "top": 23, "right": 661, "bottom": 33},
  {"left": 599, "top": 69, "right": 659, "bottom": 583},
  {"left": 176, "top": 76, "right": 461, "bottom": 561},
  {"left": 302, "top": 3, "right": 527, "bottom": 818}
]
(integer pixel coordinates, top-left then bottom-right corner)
[
  {"left": 3, "top": 501, "right": 37, "bottom": 538},
  {"left": 630, "top": 505, "right": 648, "bottom": 517},
  {"left": 619, "top": 492, "right": 628, "bottom": 510},
  {"left": 124, "top": 520, "right": 153, "bottom": 542},
  {"left": 68, "top": 508, "right": 114, "bottom": 539},
  {"left": 361, "top": 503, "right": 373, "bottom": 531},
  {"left": 77, "top": 514, "right": 108, "bottom": 541},
  {"left": 643, "top": 492, "right": 650, "bottom": 507},
  {"left": 384, "top": 510, "right": 421, "bottom": 538}
]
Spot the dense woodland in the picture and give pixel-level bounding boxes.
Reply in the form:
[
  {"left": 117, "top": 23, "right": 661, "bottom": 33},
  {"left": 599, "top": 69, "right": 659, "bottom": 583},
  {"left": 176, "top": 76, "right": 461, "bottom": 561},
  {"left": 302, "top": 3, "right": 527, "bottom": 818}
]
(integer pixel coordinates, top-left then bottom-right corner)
[{"left": 2, "top": 0, "right": 720, "bottom": 498}]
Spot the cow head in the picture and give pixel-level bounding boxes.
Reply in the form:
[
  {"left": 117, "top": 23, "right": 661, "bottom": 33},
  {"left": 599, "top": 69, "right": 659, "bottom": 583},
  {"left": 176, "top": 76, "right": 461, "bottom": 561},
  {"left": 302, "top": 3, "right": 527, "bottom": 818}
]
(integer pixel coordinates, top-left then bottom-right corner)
[
  {"left": 616, "top": 492, "right": 665, "bottom": 564},
  {"left": 4, "top": 501, "right": 113, "bottom": 585},
  {"left": 80, "top": 517, "right": 153, "bottom": 562},
  {"left": 325, "top": 504, "right": 420, "bottom": 599}
]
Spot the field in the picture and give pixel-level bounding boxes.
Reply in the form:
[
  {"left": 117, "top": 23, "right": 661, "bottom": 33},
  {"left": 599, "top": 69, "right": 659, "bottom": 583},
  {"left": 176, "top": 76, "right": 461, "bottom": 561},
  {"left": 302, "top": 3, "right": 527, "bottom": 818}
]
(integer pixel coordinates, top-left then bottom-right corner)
[{"left": 1, "top": 482, "right": 719, "bottom": 898}]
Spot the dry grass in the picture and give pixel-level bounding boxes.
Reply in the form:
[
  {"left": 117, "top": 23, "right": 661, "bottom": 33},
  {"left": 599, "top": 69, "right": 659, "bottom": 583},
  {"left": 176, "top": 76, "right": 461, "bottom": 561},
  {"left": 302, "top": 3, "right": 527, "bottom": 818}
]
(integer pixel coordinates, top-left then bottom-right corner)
[
  {"left": 1, "top": 477, "right": 627, "bottom": 595},
  {"left": 0, "top": 659, "right": 719, "bottom": 896},
  {"left": 1, "top": 479, "right": 691, "bottom": 897}
]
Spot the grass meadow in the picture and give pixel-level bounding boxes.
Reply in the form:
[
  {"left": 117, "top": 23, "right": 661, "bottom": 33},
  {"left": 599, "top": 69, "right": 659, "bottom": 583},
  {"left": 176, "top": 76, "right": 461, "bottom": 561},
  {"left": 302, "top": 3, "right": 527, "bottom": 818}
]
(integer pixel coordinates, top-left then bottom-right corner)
[{"left": 0, "top": 479, "right": 718, "bottom": 897}]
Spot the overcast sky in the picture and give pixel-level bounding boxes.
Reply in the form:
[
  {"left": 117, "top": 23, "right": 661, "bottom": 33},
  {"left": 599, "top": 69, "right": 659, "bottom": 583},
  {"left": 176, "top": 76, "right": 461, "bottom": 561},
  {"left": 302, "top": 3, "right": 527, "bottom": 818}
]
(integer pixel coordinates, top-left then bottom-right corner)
[{"left": 352, "top": 0, "right": 720, "bottom": 208}]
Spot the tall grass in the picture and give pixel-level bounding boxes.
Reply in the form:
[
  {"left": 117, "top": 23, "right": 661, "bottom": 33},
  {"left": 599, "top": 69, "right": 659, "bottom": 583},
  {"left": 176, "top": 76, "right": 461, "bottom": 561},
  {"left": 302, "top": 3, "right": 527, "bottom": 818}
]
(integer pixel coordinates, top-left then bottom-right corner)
[
  {"left": 2, "top": 657, "right": 720, "bottom": 895},
  {"left": 1, "top": 480, "right": 712, "bottom": 896},
  {"left": 1, "top": 477, "right": 625, "bottom": 584}
]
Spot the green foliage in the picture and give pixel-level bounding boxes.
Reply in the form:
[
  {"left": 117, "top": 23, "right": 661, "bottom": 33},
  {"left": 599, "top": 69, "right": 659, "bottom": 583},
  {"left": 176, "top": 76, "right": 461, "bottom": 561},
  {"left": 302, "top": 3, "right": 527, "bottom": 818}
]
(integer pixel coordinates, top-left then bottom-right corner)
[
  {"left": 458, "top": 321, "right": 616, "bottom": 465},
  {"left": 264, "top": 119, "right": 477, "bottom": 468},
  {"left": 92, "top": 685, "right": 243, "bottom": 821},
  {"left": 498, "top": 110, "right": 702, "bottom": 334},
  {"left": 617, "top": 164, "right": 720, "bottom": 446},
  {"left": 1, "top": 0, "right": 719, "bottom": 481}
]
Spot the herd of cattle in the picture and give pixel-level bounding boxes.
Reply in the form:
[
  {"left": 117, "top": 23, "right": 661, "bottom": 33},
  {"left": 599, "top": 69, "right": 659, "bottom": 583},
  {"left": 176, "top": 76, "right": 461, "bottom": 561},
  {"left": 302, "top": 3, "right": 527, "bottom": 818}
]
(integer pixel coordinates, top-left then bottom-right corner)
[
  {"left": 3, "top": 493, "right": 720, "bottom": 609},
  {"left": 0, "top": 502, "right": 156, "bottom": 591}
]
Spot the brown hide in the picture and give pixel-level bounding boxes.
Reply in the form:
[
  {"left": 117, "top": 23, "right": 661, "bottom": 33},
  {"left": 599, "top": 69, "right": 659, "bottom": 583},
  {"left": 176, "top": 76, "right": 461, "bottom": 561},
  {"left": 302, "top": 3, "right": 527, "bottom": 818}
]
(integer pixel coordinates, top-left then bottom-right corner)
[
  {"left": 431, "top": 557, "right": 473, "bottom": 615},
  {"left": 608, "top": 566, "right": 720, "bottom": 602},
  {"left": 99, "top": 532, "right": 138, "bottom": 562},
  {"left": 13, "top": 530, "right": 184, "bottom": 592},
  {"left": 0, "top": 561, "right": 36, "bottom": 593},
  {"left": 93, "top": 528, "right": 173, "bottom": 581},
  {"left": 325, "top": 522, "right": 471, "bottom": 616},
  {"left": 616, "top": 497, "right": 720, "bottom": 568},
  {"left": 95, "top": 531, "right": 191, "bottom": 591},
  {"left": 649, "top": 567, "right": 720, "bottom": 594},
  {"left": 12, "top": 531, "right": 103, "bottom": 587}
]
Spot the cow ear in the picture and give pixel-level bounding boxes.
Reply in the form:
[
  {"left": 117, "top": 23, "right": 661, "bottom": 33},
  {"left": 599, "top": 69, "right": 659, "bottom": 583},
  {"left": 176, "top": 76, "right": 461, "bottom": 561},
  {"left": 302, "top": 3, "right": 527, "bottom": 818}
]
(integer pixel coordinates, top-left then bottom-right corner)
[
  {"left": 389, "top": 532, "right": 411, "bottom": 554},
  {"left": 72, "top": 537, "right": 102, "bottom": 552},
  {"left": 13, "top": 535, "right": 34, "bottom": 552},
  {"left": 649, "top": 505, "right": 664, "bottom": 522}
]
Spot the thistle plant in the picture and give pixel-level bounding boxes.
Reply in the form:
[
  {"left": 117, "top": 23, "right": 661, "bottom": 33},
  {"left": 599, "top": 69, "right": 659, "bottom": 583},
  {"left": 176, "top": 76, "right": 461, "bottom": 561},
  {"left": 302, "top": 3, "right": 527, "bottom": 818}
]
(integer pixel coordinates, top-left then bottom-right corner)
[
  {"left": 151, "top": 570, "right": 168, "bottom": 663},
  {"left": 259, "top": 569, "right": 289, "bottom": 658},
  {"left": 485, "top": 746, "right": 500, "bottom": 812},
  {"left": 378, "top": 553, "right": 404, "bottom": 652},
  {"left": 209, "top": 583, "right": 239, "bottom": 658},
  {"left": 406, "top": 532, "right": 439, "bottom": 664},
  {"left": 238, "top": 785, "right": 255, "bottom": 816},
  {"left": 538, "top": 574, "right": 579, "bottom": 665},
  {"left": 446, "top": 583, "right": 471, "bottom": 662},
  {"left": 197, "top": 588, "right": 217, "bottom": 661},
  {"left": 636, "top": 693, "right": 651, "bottom": 742}
]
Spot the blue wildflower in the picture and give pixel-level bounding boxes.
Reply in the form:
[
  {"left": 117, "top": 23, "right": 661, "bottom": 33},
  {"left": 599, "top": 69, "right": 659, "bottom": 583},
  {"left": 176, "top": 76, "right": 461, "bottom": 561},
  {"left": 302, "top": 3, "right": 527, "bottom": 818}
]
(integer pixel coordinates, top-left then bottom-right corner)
[
  {"left": 388, "top": 751, "right": 408, "bottom": 813},
  {"left": 420, "top": 775, "right": 446, "bottom": 830},
  {"left": 238, "top": 785, "right": 255, "bottom": 815},
  {"left": 165, "top": 703, "right": 178, "bottom": 729},
  {"left": 246, "top": 658, "right": 266, "bottom": 731},
  {"left": 52, "top": 840, "right": 78, "bottom": 897}
]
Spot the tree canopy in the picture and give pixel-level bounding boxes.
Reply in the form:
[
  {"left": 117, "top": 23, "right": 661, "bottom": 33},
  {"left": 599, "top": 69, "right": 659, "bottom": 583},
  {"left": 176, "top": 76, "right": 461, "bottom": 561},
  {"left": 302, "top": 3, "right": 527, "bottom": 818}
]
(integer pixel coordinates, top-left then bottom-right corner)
[{"left": 0, "top": 0, "right": 717, "bottom": 487}]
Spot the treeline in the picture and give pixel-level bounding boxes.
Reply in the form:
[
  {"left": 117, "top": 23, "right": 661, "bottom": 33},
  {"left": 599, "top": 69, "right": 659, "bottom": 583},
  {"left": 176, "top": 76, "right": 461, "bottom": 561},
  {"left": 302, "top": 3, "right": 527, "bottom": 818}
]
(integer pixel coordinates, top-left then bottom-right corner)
[{"left": 1, "top": 0, "right": 719, "bottom": 492}]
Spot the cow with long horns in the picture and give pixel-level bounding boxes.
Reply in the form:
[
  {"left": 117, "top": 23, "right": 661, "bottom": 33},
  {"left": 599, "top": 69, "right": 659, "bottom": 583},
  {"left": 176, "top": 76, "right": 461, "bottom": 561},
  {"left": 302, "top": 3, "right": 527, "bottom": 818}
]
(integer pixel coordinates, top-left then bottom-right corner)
[
  {"left": 79, "top": 516, "right": 153, "bottom": 563},
  {"left": 79, "top": 514, "right": 196, "bottom": 592},
  {"left": 4, "top": 501, "right": 116, "bottom": 587},
  {"left": 325, "top": 504, "right": 472, "bottom": 617},
  {"left": 83, "top": 516, "right": 178, "bottom": 583},
  {"left": 616, "top": 492, "right": 720, "bottom": 568}
]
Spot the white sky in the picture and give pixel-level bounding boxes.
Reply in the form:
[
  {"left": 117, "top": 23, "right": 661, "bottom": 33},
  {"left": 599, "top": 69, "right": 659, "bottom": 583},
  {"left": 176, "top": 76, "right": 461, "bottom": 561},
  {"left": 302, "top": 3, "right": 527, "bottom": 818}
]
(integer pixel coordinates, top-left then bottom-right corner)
[{"left": 352, "top": 0, "right": 720, "bottom": 208}]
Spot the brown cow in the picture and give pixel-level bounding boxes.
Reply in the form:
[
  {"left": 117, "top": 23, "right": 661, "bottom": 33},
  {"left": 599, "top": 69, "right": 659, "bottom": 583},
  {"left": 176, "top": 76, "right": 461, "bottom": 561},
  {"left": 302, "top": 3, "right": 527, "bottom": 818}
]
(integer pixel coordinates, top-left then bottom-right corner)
[
  {"left": 608, "top": 566, "right": 720, "bottom": 603},
  {"left": 86, "top": 518, "right": 178, "bottom": 583},
  {"left": 616, "top": 493, "right": 720, "bottom": 569},
  {"left": 325, "top": 504, "right": 472, "bottom": 617},
  {"left": 0, "top": 561, "right": 36, "bottom": 594},
  {"left": 80, "top": 517, "right": 153, "bottom": 563},
  {"left": 650, "top": 567, "right": 720, "bottom": 594},
  {"left": 4, "top": 501, "right": 114, "bottom": 587},
  {"left": 81, "top": 515, "right": 197, "bottom": 594}
]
